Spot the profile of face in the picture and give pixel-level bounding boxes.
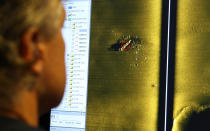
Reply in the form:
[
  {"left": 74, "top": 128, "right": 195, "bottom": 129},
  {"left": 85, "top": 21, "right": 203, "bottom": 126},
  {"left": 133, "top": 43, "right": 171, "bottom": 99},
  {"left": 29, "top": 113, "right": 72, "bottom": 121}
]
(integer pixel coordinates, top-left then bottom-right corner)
[
  {"left": 0, "top": 0, "right": 66, "bottom": 117},
  {"left": 36, "top": 7, "right": 66, "bottom": 114}
]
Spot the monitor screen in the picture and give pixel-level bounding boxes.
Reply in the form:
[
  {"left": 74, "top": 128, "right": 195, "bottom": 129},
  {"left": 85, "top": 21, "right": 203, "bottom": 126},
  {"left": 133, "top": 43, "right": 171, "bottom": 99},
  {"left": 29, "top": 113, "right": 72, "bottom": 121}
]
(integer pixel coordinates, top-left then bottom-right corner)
[{"left": 50, "top": 0, "right": 92, "bottom": 130}]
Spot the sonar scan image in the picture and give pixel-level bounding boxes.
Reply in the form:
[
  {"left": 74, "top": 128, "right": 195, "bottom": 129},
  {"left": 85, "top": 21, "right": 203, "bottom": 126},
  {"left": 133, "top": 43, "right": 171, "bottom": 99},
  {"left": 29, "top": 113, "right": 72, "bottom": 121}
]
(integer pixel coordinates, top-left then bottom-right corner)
[{"left": 86, "top": 0, "right": 161, "bottom": 130}]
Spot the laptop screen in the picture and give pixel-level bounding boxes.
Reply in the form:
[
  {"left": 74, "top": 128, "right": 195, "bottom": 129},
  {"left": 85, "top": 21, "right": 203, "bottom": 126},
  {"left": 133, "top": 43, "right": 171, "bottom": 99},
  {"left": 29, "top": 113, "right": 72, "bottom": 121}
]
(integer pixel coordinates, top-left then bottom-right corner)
[{"left": 50, "top": 0, "right": 92, "bottom": 130}]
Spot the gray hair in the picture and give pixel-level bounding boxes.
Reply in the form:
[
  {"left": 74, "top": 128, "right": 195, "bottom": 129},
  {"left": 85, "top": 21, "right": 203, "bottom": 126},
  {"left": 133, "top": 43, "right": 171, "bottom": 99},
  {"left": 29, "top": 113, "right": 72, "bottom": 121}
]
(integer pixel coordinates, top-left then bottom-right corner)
[
  {"left": 0, "top": 0, "right": 63, "bottom": 40},
  {"left": 0, "top": 0, "right": 63, "bottom": 66},
  {"left": 0, "top": 0, "right": 63, "bottom": 101}
]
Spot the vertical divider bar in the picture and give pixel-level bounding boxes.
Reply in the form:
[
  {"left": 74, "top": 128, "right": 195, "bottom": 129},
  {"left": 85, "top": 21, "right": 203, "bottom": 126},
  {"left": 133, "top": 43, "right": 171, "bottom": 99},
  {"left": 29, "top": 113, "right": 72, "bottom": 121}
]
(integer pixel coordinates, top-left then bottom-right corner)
[
  {"left": 158, "top": 0, "right": 177, "bottom": 131},
  {"left": 158, "top": 0, "right": 170, "bottom": 130},
  {"left": 165, "top": 0, "right": 177, "bottom": 130}
]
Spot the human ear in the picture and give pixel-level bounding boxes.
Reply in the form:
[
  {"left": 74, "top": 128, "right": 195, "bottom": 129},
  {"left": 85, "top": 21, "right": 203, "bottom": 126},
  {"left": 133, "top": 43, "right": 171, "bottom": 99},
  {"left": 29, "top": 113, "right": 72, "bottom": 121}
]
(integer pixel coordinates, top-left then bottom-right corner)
[
  {"left": 20, "top": 28, "right": 46, "bottom": 76},
  {"left": 30, "top": 43, "right": 46, "bottom": 76}
]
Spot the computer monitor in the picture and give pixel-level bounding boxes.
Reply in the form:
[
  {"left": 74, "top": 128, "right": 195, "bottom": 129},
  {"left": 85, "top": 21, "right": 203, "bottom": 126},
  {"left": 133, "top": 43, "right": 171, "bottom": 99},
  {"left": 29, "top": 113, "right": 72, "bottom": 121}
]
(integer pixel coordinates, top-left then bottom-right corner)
[{"left": 50, "top": 0, "right": 92, "bottom": 130}]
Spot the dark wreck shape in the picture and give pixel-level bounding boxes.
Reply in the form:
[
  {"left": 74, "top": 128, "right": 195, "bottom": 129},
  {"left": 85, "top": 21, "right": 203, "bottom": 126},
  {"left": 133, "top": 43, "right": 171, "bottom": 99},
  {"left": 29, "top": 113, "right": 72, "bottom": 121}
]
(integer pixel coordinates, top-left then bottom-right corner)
[{"left": 109, "top": 35, "right": 141, "bottom": 51}]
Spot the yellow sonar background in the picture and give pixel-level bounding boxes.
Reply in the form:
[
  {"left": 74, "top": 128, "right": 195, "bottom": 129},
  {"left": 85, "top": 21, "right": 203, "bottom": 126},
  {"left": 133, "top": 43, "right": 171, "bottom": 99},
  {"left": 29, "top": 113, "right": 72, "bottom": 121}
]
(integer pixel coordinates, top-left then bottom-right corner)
[
  {"left": 173, "top": 0, "right": 210, "bottom": 130},
  {"left": 86, "top": 0, "right": 161, "bottom": 130}
]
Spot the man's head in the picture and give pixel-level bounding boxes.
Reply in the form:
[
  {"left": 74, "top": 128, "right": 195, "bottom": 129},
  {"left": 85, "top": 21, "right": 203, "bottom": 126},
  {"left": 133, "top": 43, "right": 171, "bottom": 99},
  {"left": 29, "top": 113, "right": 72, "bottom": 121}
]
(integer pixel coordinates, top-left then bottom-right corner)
[{"left": 0, "top": 0, "right": 66, "bottom": 114}]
